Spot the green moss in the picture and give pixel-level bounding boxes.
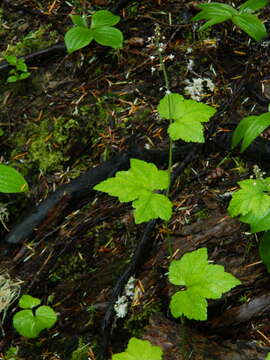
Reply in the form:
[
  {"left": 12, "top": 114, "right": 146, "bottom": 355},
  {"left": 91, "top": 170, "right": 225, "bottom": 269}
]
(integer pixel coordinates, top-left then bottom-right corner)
[
  {"left": 1, "top": 24, "right": 59, "bottom": 59},
  {"left": 71, "top": 338, "right": 89, "bottom": 360},
  {"left": 48, "top": 252, "right": 88, "bottom": 283},
  {"left": 124, "top": 300, "right": 161, "bottom": 337},
  {"left": 11, "top": 117, "right": 79, "bottom": 174}
]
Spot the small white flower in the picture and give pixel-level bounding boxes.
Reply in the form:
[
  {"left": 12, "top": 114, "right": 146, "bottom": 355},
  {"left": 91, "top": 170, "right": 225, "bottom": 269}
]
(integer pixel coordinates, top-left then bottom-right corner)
[
  {"left": 166, "top": 90, "right": 171, "bottom": 94},
  {"left": 150, "top": 55, "right": 156, "bottom": 61},
  {"left": 186, "top": 47, "right": 193, "bottom": 54},
  {"left": 184, "top": 77, "right": 215, "bottom": 101},
  {"left": 168, "top": 54, "right": 175, "bottom": 60},
  {"left": 187, "top": 59, "right": 194, "bottom": 71},
  {"left": 151, "top": 66, "right": 156, "bottom": 74},
  {"left": 114, "top": 296, "right": 128, "bottom": 318}
]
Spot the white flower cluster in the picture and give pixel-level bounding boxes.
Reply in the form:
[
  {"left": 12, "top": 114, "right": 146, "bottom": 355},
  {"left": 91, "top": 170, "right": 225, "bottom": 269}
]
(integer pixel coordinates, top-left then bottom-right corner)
[
  {"left": 114, "top": 276, "right": 136, "bottom": 318},
  {"left": 184, "top": 78, "right": 215, "bottom": 101}
]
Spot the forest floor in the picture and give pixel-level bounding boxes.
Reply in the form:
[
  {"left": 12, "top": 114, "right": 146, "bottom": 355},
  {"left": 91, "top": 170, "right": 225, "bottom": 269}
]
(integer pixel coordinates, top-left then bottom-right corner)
[{"left": 1, "top": 0, "right": 270, "bottom": 359}]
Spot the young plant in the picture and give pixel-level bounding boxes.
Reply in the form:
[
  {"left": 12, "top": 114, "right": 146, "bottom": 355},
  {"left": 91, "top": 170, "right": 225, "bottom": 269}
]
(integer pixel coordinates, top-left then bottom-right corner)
[
  {"left": 0, "top": 164, "right": 28, "bottom": 193},
  {"left": 228, "top": 176, "right": 270, "bottom": 233},
  {"left": 192, "top": 0, "right": 268, "bottom": 42},
  {"left": 64, "top": 10, "right": 123, "bottom": 54},
  {"left": 168, "top": 248, "right": 241, "bottom": 320},
  {"left": 5, "top": 55, "right": 30, "bottom": 83},
  {"left": 13, "top": 295, "right": 57, "bottom": 339},
  {"left": 112, "top": 337, "right": 163, "bottom": 360},
  {"left": 94, "top": 93, "right": 216, "bottom": 224},
  {"left": 231, "top": 111, "right": 270, "bottom": 152},
  {"left": 157, "top": 93, "right": 216, "bottom": 143},
  {"left": 94, "top": 158, "right": 172, "bottom": 224}
]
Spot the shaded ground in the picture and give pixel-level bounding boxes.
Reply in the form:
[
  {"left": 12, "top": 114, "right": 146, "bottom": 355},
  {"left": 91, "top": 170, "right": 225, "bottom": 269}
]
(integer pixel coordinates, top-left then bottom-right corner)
[{"left": 1, "top": 0, "right": 270, "bottom": 359}]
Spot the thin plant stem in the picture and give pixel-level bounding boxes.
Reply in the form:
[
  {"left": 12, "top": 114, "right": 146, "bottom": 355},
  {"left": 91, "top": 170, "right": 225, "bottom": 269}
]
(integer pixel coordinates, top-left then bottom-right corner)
[
  {"left": 155, "top": 26, "right": 173, "bottom": 256},
  {"left": 156, "top": 40, "right": 173, "bottom": 196}
]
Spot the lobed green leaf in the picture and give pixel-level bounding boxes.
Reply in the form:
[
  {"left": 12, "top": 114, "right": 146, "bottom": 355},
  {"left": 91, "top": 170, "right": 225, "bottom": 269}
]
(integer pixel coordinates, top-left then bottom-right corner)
[
  {"left": 228, "top": 178, "right": 270, "bottom": 219},
  {"left": 169, "top": 248, "right": 241, "bottom": 320},
  {"left": 112, "top": 337, "right": 163, "bottom": 360},
  {"left": 94, "top": 159, "right": 172, "bottom": 224}
]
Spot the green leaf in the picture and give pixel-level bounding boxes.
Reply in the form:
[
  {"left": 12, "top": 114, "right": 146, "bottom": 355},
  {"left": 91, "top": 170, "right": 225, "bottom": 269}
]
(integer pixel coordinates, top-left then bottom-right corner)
[
  {"left": 158, "top": 94, "right": 216, "bottom": 143},
  {"left": 19, "top": 72, "right": 30, "bottom": 80},
  {"left": 0, "top": 128, "right": 4, "bottom": 136},
  {"left": 266, "top": 352, "right": 270, "bottom": 360},
  {"left": 64, "top": 27, "right": 93, "bottom": 53},
  {"left": 232, "top": 13, "right": 267, "bottom": 41},
  {"left": 242, "top": 208, "right": 270, "bottom": 232},
  {"left": 133, "top": 193, "right": 172, "bottom": 223},
  {"left": 168, "top": 118, "right": 204, "bottom": 142},
  {"left": 13, "top": 306, "right": 57, "bottom": 339},
  {"left": 70, "top": 14, "right": 88, "bottom": 27},
  {"left": 93, "top": 26, "right": 123, "bottom": 49},
  {"left": 91, "top": 10, "right": 120, "bottom": 28},
  {"left": 16, "top": 60, "right": 28, "bottom": 72},
  {"left": 198, "top": 15, "right": 232, "bottom": 32},
  {"left": 19, "top": 295, "right": 41, "bottom": 309},
  {"left": 170, "top": 289, "right": 208, "bottom": 320},
  {"left": 232, "top": 113, "right": 270, "bottom": 152},
  {"left": 94, "top": 158, "right": 172, "bottom": 224},
  {"left": 239, "top": 0, "right": 269, "bottom": 13},
  {"left": 192, "top": 3, "right": 238, "bottom": 21},
  {"left": 5, "top": 55, "right": 18, "bottom": 66},
  {"left": 7, "top": 75, "right": 19, "bottom": 83},
  {"left": 112, "top": 337, "right": 163, "bottom": 360},
  {"left": 169, "top": 248, "right": 241, "bottom": 320},
  {"left": 259, "top": 231, "right": 270, "bottom": 273},
  {"left": 0, "top": 164, "right": 28, "bottom": 193},
  {"left": 228, "top": 178, "right": 270, "bottom": 219},
  {"left": 13, "top": 310, "right": 43, "bottom": 338},
  {"left": 157, "top": 93, "right": 185, "bottom": 120},
  {"left": 35, "top": 306, "right": 57, "bottom": 329}
]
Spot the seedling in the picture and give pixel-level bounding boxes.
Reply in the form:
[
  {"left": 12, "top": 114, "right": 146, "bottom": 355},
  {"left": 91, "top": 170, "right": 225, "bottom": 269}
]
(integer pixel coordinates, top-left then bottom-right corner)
[
  {"left": 0, "top": 164, "right": 28, "bottom": 193},
  {"left": 112, "top": 337, "right": 163, "bottom": 360},
  {"left": 13, "top": 295, "right": 57, "bottom": 338},
  {"left": 157, "top": 93, "right": 216, "bottom": 143},
  {"left": 4, "top": 55, "right": 30, "bottom": 83},
  {"left": 65, "top": 10, "right": 123, "bottom": 54},
  {"left": 228, "top": 177, "right": 270, "bottom": 233},
  {"left": 192, "top": 0, "right": 268, "bottom": 42},
  {"left": 231, "top": 111, "right": 270, "bottom": 152},
  {"left": 168, "top": 248, "right": 241, "bottom": 320},
  {"left": 94, "top": 158, "right": 172, "bottom": 224},
  {"left": 94, "top": 93, "right": 216, "bottom": 224}
]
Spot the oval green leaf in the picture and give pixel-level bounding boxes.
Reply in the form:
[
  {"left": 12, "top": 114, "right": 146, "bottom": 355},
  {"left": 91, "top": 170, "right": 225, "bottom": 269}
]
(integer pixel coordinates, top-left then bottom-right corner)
[
  {"left": 64, "top": 27, "right": 93, "bottom": 53},
  {"left": 35, "top": 306, "right": 57, "bottom": 329},
  {"left": 0, "top": 164, "right": 28, "bottom": 193},
  {"left": 91, "top": 10, "right": 120, "bottom": 28},
  {"left": 92, "top": 26, "right": 123, "bottom": 49},
  {"left": 19, "top": 295, "right": 41, "bottom": 309},
  {"left": 232, "top": 13, "right": 267, "bottom": 41},
  {"left": 13, "top": 310, "right": 43, "bottom": 338}
]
